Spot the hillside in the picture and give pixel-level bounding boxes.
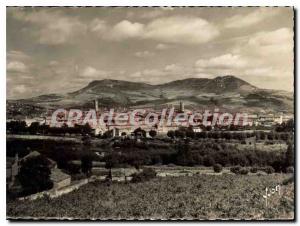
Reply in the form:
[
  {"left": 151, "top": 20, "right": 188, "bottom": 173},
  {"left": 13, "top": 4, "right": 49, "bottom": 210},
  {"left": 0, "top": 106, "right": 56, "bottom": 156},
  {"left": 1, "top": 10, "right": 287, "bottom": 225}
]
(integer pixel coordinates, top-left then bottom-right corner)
[{"left": 7, "top": 75, "right": 294, "bottom": 117}]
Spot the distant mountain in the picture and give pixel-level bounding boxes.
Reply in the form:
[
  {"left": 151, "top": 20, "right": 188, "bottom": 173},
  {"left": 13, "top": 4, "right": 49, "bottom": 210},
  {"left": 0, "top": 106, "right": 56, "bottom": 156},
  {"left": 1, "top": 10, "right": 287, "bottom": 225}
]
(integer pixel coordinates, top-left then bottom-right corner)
[
  {"left": 7, "top": 75, "right": 294, "bottom": 117},
  {"left": 159, "top": 75, "right": 256, "bottom": 93}
]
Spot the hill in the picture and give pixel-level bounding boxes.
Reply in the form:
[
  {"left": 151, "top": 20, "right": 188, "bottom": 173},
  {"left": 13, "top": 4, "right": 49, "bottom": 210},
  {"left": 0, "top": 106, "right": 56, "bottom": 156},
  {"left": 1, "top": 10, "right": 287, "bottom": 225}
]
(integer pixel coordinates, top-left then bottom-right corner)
[{"left": 7, "top": 75, "right": 294, "bottom": 117}]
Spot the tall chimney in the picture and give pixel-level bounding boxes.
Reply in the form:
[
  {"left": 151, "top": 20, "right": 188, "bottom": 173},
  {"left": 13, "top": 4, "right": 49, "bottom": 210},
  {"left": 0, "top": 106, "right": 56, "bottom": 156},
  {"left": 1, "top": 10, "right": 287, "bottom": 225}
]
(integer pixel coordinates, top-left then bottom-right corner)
[
  {"left": 179, "top": 101, "right": 184, "bottom": 112},
  {"left": 94, "top": 99, "right": 99, "bottom": 112}
]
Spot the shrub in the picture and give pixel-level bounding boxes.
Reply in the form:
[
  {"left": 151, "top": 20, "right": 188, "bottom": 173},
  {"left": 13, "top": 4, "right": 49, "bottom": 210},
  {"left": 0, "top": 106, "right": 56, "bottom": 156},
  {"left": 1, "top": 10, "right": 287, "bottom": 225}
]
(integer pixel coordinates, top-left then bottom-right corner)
[
  {"left": 149, "top": 130, "right": 157, "bottom": 138},
  {"left": 167, "top": 130, "right": 175, "bottom": 139},
  {"left": 239, "top": 168, "right": 249, "bottom": 175},
  {"left": 18, "top": 155, "right": 53, "bottom": 196},
  {"left": 282, "top": 176, "right": 294, "bottom": 185},
  {"left": 142, "top": 168, "right": 157, "bottom": 179},
  {"left": 230, "top": 166, "right": 241, "bottom": 174},
  {"left": 250, "top": 167, "right": 258, "bottom": 173},
  {"left": 131, "top": 173, "right": 143, "bottom": 183},
  {"left": 131, "top": 168, "right": 156, "bottom": 183},
  {"left": 67, "top": 162, "right": 81, "bottom": 174},
  {"left": 264, "top": 166, "right": 275, "bottom": 174},
  {"left": 213, "top": 164, "right": 223, "bottom": 173},
  {"left": 286, "top": 166, "right": 294, "bottom": 173},
  {"left": 203, "top": 156, "right": 215, "bottom": 167}
]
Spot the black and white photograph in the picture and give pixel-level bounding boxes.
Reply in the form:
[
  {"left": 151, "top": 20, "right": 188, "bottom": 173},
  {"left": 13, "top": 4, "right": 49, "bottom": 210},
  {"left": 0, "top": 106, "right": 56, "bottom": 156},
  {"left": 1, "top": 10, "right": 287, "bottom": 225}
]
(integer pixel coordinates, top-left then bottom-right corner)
[{"left": 5, "top": 6, "right": 295, "bottom": 220}]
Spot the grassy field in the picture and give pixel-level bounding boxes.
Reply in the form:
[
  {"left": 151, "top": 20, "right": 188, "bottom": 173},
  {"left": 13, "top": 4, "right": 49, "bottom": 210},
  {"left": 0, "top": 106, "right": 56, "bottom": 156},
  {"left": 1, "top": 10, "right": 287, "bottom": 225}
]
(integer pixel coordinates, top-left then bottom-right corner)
[{"left": 7, "top": 174, "right": 294, "bottom": 220}]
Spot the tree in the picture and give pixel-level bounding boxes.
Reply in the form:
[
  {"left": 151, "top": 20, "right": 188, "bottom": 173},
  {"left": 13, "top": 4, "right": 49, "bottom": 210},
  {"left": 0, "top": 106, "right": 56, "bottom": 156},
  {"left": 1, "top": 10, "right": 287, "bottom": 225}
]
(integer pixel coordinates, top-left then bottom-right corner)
[
  {"left": 286, "top": 119, "right": 294, "bottom": 132},
  {"left": 176, "top": 141, "right": 194, "bottom": 166},
  {"left": 149, "top": 130, "right": 157, "bottom": 138},
  {"left": 66, "top": 162, "right": 81, "bottom": 175},
  {"left": 280, "top": 133, "right": 289, "bottom": 141},
  {"left": 186, "top": 129, "right": 195, "bottom": 139},
  {"left": 82, "top": 134, "right": 91, "bottom": 146},
  {"left": 82, "top": 123, "right": 92, "bottom": 135},
  {"left": 210, "top": 97, "right": 219, "bottom": 106},
  {"left": 213, "top": 164, "right": 222, "bottom": 173},
  {"left": 285, "top": 141, "right": 294, "bottom": 167},
  {"left": 104, "top": 152, "right": 121, "bottom": 169},
  {"left": 28, "top": 122, "right": 40, "bottom": 135},
  {"left": 167, "top": 130, "right": 175, "bottom": 139},
  {"left": 264, "top": 166, "right": 275, "bottom": 174},
  {"left": 81, "top": 155, "right": 93, "bottom": 177},
  {"left": 203, "top": 155, "right": 215, "bottom": 167},
  {"left": 126, "top": 152, "right": 144, "bottom": 170},
  {"left": 267, "top": 132, "right": 274, "bottom": 140},
  {"left": 131, "top": 168, "right": 156, "bottom": 183},
  {"left": 133, "top": 127, "right": 146, "bottom": 138},
  {"left": 175, "top": 130, "right": 185, "bottom": 139},
  {"left": 18, "top": 155, "right": 53, "bottom": 195},
  {"left": 102, "top": 130, "right": 113, "bottom": 139},
  {"left": 7, "top": 120, "right": 27, "bottom": 134},
  {"left": 259, "top": 131, "right": 266, "bottom": 140}
]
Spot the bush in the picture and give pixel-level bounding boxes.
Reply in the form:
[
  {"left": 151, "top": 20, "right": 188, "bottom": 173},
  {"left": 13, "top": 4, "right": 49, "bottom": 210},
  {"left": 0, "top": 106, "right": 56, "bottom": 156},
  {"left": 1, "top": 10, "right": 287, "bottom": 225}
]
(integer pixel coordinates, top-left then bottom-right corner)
[
  {"left": 18, "top": 155, "right": 53, "bottom": 195},
  {"left": 230, "top": 166, "right": 241, "bottom": 174},
  {"left": 286, "top": 166, "right": 294, "bottom": 174},
  {"left": 149, "top": 130, "right": 157, "bottom": 138},
  {"left": 67, "top": 162, "right": 81, "bottom": 174},
  {"left": 239, "top": 168, "right": 249, "bottom": 175},
  {"left": 250, "top": 167, "right": 258, "bottom": 173},
  {"left": 264, "top": 166, "right": 275, "bottom": 174},
  {"left": 142, "top": 168, "right": 157, "bottom": 179},
  {"left": 213, "top": 164, "right": 223, "bottom": 173},
  {"left": 203, "top": 156, "right": 215, "bottom": 167},
  {"left": 131, "top": 173, "right": 143, "bottom": 183},
  {"left": 282, "top": 176, "right": 294, "bottom": 185},
  {"left": 131, "top": 168, "right": 156, "bottom": 183}
]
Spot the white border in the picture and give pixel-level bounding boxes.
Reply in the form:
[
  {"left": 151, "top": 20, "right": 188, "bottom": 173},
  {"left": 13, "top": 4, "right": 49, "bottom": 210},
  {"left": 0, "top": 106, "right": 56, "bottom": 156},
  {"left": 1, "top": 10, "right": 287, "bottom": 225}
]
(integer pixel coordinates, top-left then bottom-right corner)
[{"left": 1, "top": 1, "right": 298, "bottom": 225}]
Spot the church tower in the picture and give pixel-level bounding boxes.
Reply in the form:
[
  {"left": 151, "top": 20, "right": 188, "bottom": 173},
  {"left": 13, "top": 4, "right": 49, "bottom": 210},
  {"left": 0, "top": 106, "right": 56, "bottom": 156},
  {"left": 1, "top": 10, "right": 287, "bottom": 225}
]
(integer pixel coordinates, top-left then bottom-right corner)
[{"left": 179, "top": 101, "right": 184, "bottom": 113}]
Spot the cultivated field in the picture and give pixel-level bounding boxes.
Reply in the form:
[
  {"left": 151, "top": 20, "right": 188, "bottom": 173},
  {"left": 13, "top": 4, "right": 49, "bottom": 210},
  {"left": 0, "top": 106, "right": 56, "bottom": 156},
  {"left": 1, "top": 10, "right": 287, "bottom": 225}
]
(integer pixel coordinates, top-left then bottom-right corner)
[{"left": 7, "top": 174, "right": 294, "bottom": 220}]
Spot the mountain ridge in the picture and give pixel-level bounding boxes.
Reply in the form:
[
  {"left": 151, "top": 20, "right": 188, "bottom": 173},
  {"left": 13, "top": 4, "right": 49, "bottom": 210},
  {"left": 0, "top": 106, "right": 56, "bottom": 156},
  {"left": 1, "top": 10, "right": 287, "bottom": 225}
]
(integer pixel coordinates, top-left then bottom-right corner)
[{"left": 7, "top": 75, "right": 294, "bottom": 115}]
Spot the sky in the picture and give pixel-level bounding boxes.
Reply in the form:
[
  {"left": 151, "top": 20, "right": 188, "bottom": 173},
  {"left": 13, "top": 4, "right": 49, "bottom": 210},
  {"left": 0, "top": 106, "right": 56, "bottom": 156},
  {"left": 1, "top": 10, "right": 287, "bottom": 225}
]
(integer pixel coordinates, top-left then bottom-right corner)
[{"left": 7, "top": 7, "right": 294, "bottom": 99}]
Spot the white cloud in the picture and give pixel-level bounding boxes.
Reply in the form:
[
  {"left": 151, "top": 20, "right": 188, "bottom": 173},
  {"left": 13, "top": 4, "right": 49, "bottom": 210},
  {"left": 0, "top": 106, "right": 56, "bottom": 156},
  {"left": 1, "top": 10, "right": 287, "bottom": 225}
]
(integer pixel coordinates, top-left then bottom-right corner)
[
  {"left": 11, "top": 9, "right": 87, "bottom": 45},
  {"left": 39, "top": 18, "right": 86, "bottom": 45},
  {"left": 193, "top": 28, "right": 293, "bottom": 91},
  {"left": 129, "top": 63, "right": 193, "bottom": 84},
  {"left": 245, "top": 28, "right": 293, "bottom": 57},
  {"left": 156, "top": 43, "right": 172, "bottom": 50},
  {"left": 135, "top": 51, "right": 155, "bottom": 58},
  {"left": 244, "top": 67, "right": 275, "bottom": 77},
  {"left": 7, "top": 61, "right": 28, "bottom": 73},
  {"left": 7, "top": 50, "right": 30, "bottom": 61},
  {"left": 224, "top": 8, "right": 279, "bottom": 28},
  {"left": 126, "top": 8, "right": 169, "bottom": 19},
  {"left": 195, "top": 54, "right": 247, "bottom": 70},
  {"left": 139, "top": 10, "right": 165, "bottom": 19},
  {"left": 80, "top": 66, "right": 109, "bottom": 79},
  {"left": 164, "top": 64, "right": 183, "bottom": 72},
  {"left": 49, "top": 60, "right": 59, "bottom": 66},
  {"left": 130, "top": 71, "right": 142, "bottom": 78},
  {"left": 14, "top": 84, "right": 27, "bottom": 94},
  {"left": 232, "top": 28, "right": 293, "bottom": 67},
  {"left": 194, "top": 73, "right": 216, "bottom": 79},
  {"left": 103, "top": 20, "right": 144, "bottom": 41},
  {"left": 91, "top": 16, "right": 219, "bottom": 45},
  {"left": 144, "top": 16, "right": 219, "bottom": 44},
  {"left": 89, "top": 19, "right": 107, "bottom": 33}
]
